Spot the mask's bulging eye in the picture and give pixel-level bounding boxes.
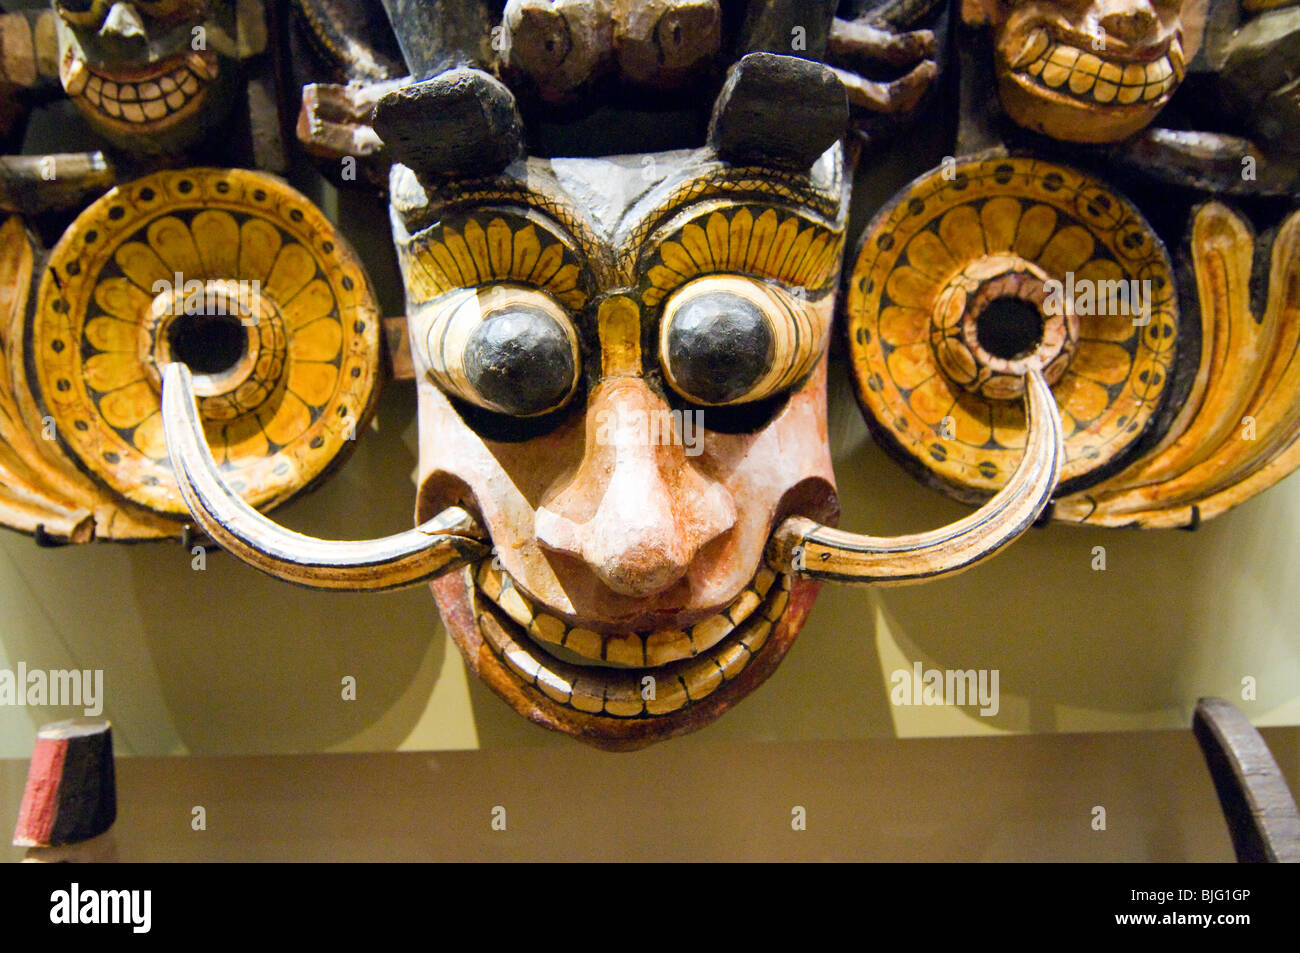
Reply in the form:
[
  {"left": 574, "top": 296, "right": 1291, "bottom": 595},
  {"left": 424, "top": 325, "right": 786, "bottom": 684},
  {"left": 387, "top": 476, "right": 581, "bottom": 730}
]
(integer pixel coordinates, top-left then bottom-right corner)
[
  {"left": 664, "top": 291, "right": 773, "bottom": 404},
  {"left": 659, "top": 275, "right": 831, "bottom": 406},
  {"left": 464, "top": 306, "right": 576, "bottom": 416},
  {"left": 416, "top": 285, "right": 580, "bottom": 417}
]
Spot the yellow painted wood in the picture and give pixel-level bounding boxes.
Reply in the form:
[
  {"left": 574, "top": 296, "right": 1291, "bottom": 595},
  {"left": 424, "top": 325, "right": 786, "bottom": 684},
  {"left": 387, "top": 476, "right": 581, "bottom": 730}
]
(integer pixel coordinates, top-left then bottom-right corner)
[
  {"left": 845, "top": 156, "right": 1177, "bottom": 499},
  {"left": 1058, "top": 204, "right": 1300, "bottom": 527},
  {"left": 28, "top": 168, "right": 382, "bottom": 519}
]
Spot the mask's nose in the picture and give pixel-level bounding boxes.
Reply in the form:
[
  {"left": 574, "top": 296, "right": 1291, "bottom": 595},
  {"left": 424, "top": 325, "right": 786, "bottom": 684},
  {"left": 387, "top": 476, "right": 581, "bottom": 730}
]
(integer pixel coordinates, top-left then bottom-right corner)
[
  {"left": 536, "top": 293, "right": 735, "bottom": 597},
  {"left": 534, "top": 380, "right": 735, "bottom": 598},
  {"left": 99, "top": 2, "right": 149, "bottom": 55},
  {"left": 1097, "top": 0, "right": 1158, "bottom": 45}
]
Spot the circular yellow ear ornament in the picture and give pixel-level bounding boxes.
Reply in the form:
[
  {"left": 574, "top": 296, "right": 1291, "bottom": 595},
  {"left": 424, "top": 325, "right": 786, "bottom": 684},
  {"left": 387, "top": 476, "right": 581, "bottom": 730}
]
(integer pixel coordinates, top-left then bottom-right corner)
[
  {"left": 28, "top": 168, "right": 381, "bottom": 517},
  {"left": 845, "top": 156, "right": 1179, "bottom": 501}
]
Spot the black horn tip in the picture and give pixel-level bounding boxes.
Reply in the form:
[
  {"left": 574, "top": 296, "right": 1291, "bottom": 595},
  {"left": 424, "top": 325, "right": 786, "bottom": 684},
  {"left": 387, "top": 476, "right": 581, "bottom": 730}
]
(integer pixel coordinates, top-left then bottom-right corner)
[
  {"left": 708, "top": 52, "right": 848, "bottom": 170},
  {"left": 373, "top": 68, "right": 525, "bottom": 178}
]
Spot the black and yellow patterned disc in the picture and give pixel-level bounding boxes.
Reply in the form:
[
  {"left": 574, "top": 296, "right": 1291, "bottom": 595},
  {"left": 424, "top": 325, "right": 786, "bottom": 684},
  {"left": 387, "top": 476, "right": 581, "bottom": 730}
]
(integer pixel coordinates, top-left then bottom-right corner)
[
  {"left": 845, "top": 156, "right": 1178, "bottom": 499},
  {"left": 29, "top": 168, "right": 381, "bottom": 516}
]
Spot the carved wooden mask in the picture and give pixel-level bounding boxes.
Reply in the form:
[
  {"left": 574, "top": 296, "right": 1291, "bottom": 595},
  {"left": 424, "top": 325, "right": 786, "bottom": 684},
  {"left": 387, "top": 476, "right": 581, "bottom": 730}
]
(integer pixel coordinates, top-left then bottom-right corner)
[
  {"left": 158, "top": 54, "right": 1062, "bottom": 749},
  {"left": 389, "top": 146, "right": 848, "bottom": 748},
  {"left": 52, "top": 0, "right": 247, "bottom": 153},
  {"left": 966, "top": 0, "right": 1190, "bottom": 142}
]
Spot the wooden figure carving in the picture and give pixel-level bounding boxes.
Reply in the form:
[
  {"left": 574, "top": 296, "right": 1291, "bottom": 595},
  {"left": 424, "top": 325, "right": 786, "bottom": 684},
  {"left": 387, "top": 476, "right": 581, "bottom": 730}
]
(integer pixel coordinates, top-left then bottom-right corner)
[
  {"left": 962, "top": 0, "right": 1191, "bottom": 143},
  {"left": 161, "top": 49, "right": 1064, "bottom": 748},
  {"left": 288, "top": 0, "right": 407, "bottom": 188},
  {"left": 0, "top": 167, "right": 384, "bottom": 542},
  {"left": 1055, "top": 202, "right": 1300, "bottom": 526},
  {"left": 50, "top": 0, "right": 269, "bottom": 158}
]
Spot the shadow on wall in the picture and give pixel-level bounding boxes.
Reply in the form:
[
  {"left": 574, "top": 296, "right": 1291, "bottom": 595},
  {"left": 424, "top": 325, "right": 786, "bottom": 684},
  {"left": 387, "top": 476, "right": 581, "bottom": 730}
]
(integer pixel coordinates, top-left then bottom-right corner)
[
  {"left": 124, "top": 384, "right": 450, "bottom": 754},
  {"left": 822, "top": 360, "right": 1300, "bottom": 737},
  {"left": 2, "top": 367, "right": 1296, "bottom": 756}
]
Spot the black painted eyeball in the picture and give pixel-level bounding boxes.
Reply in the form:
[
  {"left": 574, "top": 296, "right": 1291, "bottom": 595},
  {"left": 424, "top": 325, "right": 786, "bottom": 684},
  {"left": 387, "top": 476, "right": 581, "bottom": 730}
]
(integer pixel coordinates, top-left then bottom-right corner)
[
  {"left": 659, "top": 275, "right": 831, "bottom": 406},
  {"left": 663, "top": 290, "right": 773, "bottom": 404},
  {"left": 417, "top": 285, "right": 580, "bottom": 417},
  {"left": 463, "top": 305, "right": 577, "bottom": 417}
]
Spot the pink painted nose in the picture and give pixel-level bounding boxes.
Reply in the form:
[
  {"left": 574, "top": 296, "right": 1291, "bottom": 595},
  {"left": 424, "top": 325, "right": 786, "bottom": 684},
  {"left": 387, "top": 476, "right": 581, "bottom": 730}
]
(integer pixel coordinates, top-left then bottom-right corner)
[{"left": 534, "top": 378, "right": 735, "bottom": 597}]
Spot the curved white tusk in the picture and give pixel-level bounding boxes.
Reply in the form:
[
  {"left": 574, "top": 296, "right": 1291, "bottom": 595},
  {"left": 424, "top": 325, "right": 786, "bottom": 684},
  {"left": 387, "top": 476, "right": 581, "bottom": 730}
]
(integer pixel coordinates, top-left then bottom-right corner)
[
  {"left": 767, "top": 367, "right": 1063, "bottom": 585},
  {"left": 161, "top": 363, "right": 489, "bottom": 591}
]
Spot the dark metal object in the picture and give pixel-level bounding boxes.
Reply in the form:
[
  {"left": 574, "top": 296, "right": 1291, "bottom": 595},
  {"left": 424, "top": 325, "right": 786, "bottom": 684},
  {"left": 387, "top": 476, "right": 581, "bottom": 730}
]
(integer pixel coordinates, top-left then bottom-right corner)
[{"left": 1193, "top": 697, "right": 1300, "bottom": 863}]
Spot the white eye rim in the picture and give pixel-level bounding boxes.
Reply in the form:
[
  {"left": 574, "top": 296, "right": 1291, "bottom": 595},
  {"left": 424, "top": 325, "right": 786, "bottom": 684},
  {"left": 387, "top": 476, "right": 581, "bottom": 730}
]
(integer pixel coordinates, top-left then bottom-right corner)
[{"left": 415, "top": 284, "right": 582, "bottom": 418}]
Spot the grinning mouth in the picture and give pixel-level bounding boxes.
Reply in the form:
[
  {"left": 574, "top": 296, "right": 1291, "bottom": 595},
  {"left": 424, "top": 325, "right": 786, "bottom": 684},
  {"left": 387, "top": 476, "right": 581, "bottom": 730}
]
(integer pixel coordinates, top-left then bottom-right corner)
[
  {"left": 471, "top": 559, "right": 793, "bottom": 717},
  {"left": 60, "top": 48, "right": 217, "bottom": 128},
  {"left": 1007, "top": 28, "right": 1184, "bottom": 108}
]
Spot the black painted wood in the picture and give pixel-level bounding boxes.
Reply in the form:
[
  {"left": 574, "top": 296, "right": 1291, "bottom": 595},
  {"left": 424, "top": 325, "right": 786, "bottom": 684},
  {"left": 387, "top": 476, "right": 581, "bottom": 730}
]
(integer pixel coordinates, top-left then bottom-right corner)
[
  {"left": 665, "top": 290, "right": 773, "bottom": 405},
  {"left": 373, "top": 68, "right": 525, "bottom": 177},
  {"left": 466, "top": 307, "right": 577, "bottom": 417},
  {"left": 708, "top": 52, "right": 847, "bottom": 169}
]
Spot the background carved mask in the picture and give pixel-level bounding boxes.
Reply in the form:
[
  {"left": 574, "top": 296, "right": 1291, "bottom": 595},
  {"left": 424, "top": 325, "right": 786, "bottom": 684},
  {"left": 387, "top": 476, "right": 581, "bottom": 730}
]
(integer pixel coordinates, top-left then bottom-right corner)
[
  {"left": 972, "top": 0, "right": 1190, "bottom": 142},
  {"left": 52, "top": 0, "right": 245, "bottom": 153}
]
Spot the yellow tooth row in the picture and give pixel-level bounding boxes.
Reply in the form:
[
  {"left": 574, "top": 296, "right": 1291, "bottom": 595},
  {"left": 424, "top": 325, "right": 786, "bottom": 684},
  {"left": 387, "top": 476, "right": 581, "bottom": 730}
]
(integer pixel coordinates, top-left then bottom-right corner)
[
  {"left": 1023, "top": 44, "right": 1176, "bottom": 105},
  {"left": 80, "top": 68, "right": 203, "bottom": 124},
  {"left": 474, "top": 566, "right": 792, "bottom": 717},
  {"left": 476, "top": 560, "right": 778, "bottom": 666}
]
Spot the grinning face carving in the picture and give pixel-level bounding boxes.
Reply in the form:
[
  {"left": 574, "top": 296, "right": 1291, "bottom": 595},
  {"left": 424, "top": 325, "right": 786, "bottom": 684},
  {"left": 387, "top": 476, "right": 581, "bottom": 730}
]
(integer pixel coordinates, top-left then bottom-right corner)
[
  {"left": 156, "top": 56, "right": 1064, "bottom": 749},
  {"left": 971, "top": 0, "right": 1189, "bottom": 142},
  {"left": 390, "top": 148, "right": 848, "bottom": 748},
  {"left": 52, "top": 0, "right": 243, "bottom": 153}
]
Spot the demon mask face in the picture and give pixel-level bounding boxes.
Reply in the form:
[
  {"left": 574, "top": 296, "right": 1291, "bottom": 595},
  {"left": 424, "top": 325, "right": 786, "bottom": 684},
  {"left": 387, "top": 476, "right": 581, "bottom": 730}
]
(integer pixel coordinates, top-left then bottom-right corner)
[
  {"left": 387, "top": 144, "right": 847, "bottom": 747},
  {"left": 52, "top": 0, "right": 250, "bottom": 153},
  {"left": 968, "top": 0, "right": 1190, "bottom": 142},
  {"left": 158, "top": 54, "right": 1063, "bottom": 749}
]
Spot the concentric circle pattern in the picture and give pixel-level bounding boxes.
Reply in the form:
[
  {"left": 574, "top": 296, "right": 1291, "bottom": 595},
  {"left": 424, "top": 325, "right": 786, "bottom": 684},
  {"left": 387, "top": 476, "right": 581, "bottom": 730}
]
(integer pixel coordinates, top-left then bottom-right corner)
[
  {"left": 30, "top": 168, "right": 381, "bottom": 516},
  {"left": 845, "top": 156, "right": 1178, "bottom": 498}
]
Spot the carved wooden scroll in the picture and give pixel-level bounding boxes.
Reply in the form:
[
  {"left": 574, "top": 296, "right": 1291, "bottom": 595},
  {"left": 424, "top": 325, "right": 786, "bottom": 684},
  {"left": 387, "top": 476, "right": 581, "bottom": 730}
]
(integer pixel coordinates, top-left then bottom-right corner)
[
  {"left": 1056, "top": 203, "right": 1300, "bottom": 526},
  {"left": 846, "top": 155, "right": 1177, "bottom": 502}
]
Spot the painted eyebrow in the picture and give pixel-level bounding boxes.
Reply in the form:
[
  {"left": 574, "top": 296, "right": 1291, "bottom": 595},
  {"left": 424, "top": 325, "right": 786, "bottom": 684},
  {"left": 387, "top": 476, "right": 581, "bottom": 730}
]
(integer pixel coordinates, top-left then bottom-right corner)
[
  {"left": 637, "top": 202, "right": 844, "bottom": 308},
  {"left": 401, "top": 206, "right": 590, "bottom": 312}
]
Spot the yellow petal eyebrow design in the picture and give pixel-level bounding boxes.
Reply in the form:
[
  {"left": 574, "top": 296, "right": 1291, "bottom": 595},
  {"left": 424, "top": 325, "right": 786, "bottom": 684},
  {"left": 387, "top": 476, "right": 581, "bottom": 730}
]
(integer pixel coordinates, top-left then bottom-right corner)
[
  {"left": 641, "top": 205, "right": 843, "bottom": 308},
  {"left": 398, "top": 210, "right": 589, "bottom": 311}
]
